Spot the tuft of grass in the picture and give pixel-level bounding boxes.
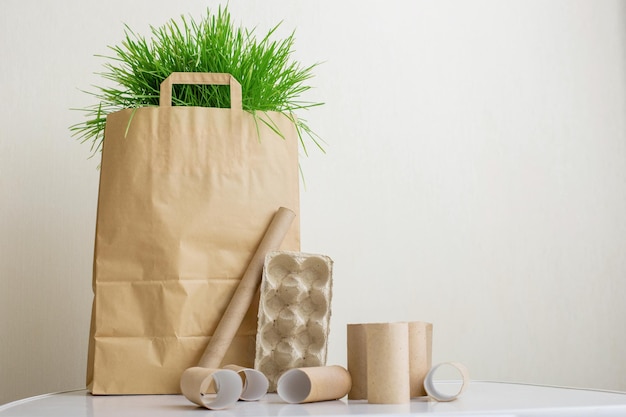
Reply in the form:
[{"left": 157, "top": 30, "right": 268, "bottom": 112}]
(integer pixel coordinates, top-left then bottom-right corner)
[{"left": 71, "top": 6, "right": 324, "bottom": 156}]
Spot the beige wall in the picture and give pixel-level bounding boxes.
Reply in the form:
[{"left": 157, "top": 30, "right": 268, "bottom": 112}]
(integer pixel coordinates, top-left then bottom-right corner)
[{"left": 1, "top": 0, "right": 625, "bottom": 405}]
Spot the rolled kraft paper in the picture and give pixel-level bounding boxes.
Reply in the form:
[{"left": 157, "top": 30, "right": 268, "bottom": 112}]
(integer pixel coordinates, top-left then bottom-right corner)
[
  {"left": 223, "top": 364, "right": 269, "bottom": 401},
  {"left": 198, "top": 207, "right": 296, "bottom": 369},
  {"left": 180, "top": 367, "right": 242, "bottom": 409},
  {"left": 346, "top": 323, "right": 367, "bottom": 400},
  {"left": 423, "top": 362, "right": 470, "bottom": 402},
  {"left": 277, "top": 366, "right": 352, "bottom": 404},
  {"left": 408, "top": 321, "right": 433, "bottom": 397},
  {"left": 364, "top": 322, "right": 410, "bottom": 404}
]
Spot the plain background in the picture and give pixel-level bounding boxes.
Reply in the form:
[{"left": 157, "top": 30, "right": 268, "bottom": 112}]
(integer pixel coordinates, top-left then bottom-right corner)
[{"left": 1, "top": 0, "right": 625, "bottom": 406}]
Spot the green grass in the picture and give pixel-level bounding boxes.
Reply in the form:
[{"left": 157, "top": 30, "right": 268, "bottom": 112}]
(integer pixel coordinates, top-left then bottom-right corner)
[{"left": 71, "top": 6, "right": 323, "bottom": 156}]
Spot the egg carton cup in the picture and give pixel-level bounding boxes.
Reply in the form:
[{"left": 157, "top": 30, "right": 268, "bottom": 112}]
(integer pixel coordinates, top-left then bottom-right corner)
[{"left": 255, "top": 251, "right": 333, "bottom": 391}]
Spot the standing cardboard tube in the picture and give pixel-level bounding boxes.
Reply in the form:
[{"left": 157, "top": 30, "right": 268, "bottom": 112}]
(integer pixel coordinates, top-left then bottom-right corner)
[
  {"left": 364, "top": 322, "right": 410, "bottom": 404},
  {"left": 198, "top": 207, "right": 296, "bottom": 368},
  {"left": 347, "top": 323, "right": 368, "bottom": 400},
  {"left": 408, "top": 321, "right": 433, "bottom": 397}
]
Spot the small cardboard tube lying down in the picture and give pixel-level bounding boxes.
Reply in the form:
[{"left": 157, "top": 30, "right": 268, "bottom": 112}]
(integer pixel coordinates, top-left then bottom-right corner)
[
  {"left": 424, "top": 362, "right": 470, "bottom": 402},
  {"left": 179, "top": 367, "right": 242, "bottom": 410},
  {"left": 223, "top": 364, "right": 269, "bottom": 401},
  {"left": 197, "top": 206, "right": 296, "bottom": 369},
  {"left": 277, "top": 366, "right": 352, "bottom": 404}
]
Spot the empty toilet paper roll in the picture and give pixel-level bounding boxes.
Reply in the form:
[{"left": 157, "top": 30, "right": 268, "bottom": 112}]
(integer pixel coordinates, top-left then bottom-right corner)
[
  {"left": 223, "top": 364, "right": 269, "bottom": 401},
  {"left": 423, "top": 362, "right": 470, "bottom": 402},
  {"left": 364, "top": 322, "right": 410, "bottom": 404},
  {"left": 408, "top": 321, "right": 433, "bottom": 397},
  {"left": 277, "top": 365, "right": 352, "bottom": 404},
  {"left": 348, "top": 321, "right": 433, "bottom": 401},
  {"left": 347, "top": 323, "right": 368, "bottom": 400},
  {"left": 179, "top": 367, "right": 242, "bottom": 409}
]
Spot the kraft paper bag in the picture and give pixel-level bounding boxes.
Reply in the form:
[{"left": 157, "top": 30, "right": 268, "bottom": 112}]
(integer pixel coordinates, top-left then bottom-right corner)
[{"left": 86, "top": 72, "right": 300, "bottom": 394}]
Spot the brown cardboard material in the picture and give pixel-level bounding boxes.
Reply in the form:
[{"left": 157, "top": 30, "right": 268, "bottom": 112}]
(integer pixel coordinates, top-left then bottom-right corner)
[
  {"left": 424, "top": 362, "right": 470, "bottom": 402},
  {"left": 255, "top": 251, "right": 333, "bottom": 391},
  {"left": 88, "top": 72, "right": 300, "bottom": 394},
  {"left": 179, "top": 367, "right": 242, "bottom": 409},
  {"left": 346, "top": 323, "right": 368, "bottom": 400},
  {"left": 198, "top": 207, "right": 296, "bottom": 369},
  {"left": 223, "top": 364, "right": 269, "bottom": 401},
  {"left": 408, "top": 321, "right": 433, "bottom": 397},
  {"left": 277, "top": 366, "right": 352, "bottom": 404},
  {"left": 364, "top": 322, "right": 410, "bottom": 404},
  {"left": 179, "top": 207, "right": 294, "bottom": 408}
]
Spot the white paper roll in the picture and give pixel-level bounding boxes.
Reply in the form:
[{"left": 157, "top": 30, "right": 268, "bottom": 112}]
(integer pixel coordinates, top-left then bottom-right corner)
[{"left": 423, "top": 362, "right": 470, "bottom": 402}]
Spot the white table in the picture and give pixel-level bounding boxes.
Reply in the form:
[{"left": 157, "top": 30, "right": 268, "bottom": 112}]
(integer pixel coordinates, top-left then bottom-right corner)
[{"left": 1, "top": 382, "right": 626, "bottom": 416}]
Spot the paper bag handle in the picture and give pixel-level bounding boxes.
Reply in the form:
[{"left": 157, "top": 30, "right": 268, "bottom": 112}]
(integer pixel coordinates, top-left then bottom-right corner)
[{"left": 159, "top": 72, "right": 243, "bottom": 110}]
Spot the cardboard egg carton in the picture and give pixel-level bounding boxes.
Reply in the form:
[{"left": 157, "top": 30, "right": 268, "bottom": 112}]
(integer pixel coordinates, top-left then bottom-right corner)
[{"left": 255, "top": 251, "right": 333, "bottom": 391}]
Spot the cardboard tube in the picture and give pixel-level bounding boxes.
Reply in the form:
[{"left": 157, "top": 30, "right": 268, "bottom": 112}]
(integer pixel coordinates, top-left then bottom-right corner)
[
  {"left": 179, "top": 367, "right": 242, "bottom": 409},
  {"left": 277, "top": 365, "right": 352, "bottom": 404},
  {"left": 424, "top": 362, "right": 470, "bottom": 402},
  {"left": 347, "top": 323, "right": 368, "bottom": 400},
  {"left": 223, "top": 364, "right": 269, "bottom": 401},
  {"left": 364, "top": 322, "right": 410, "bottom": 404},
  {"left": 198, "top": 207, "right": 296, "bottom": 368},
  {"left": 408, "top": 321, "right": 433, "bottom": 397}
]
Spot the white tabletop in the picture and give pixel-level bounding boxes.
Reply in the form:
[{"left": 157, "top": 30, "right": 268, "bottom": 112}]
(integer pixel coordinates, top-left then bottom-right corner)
[{"left": 1, "top": 382, "right": 626, "bottom": 417}]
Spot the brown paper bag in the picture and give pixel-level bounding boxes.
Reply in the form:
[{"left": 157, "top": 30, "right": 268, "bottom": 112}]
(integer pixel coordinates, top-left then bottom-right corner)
[{"left": 86, "top": 72, "right": 300, "bottom": 394}]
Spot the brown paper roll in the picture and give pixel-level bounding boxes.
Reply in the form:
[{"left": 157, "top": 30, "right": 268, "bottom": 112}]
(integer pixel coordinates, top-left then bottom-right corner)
[
  {"left": 277, "top": 365, "right": 352, "bottom": 404},
  {"left": 364, "top": 322, "right": 410, "bottom": 404},
  {"left": 223, "top": 364, "right": 269, "bottom": 401},
  {"left": 408, "top": 321, "right": 433, "bottom": 397},
  {"left": 198, "top": 207, "right": 296, "bottom": 368},
  {"left": 179, "top": 367, "right": 242, "bottom": 409},
  {"left": 423, "top": 362, "right": 470, "bottom": 402},
  {"left": 347, "top": 323, "right": 368, "bottom": 400}
]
